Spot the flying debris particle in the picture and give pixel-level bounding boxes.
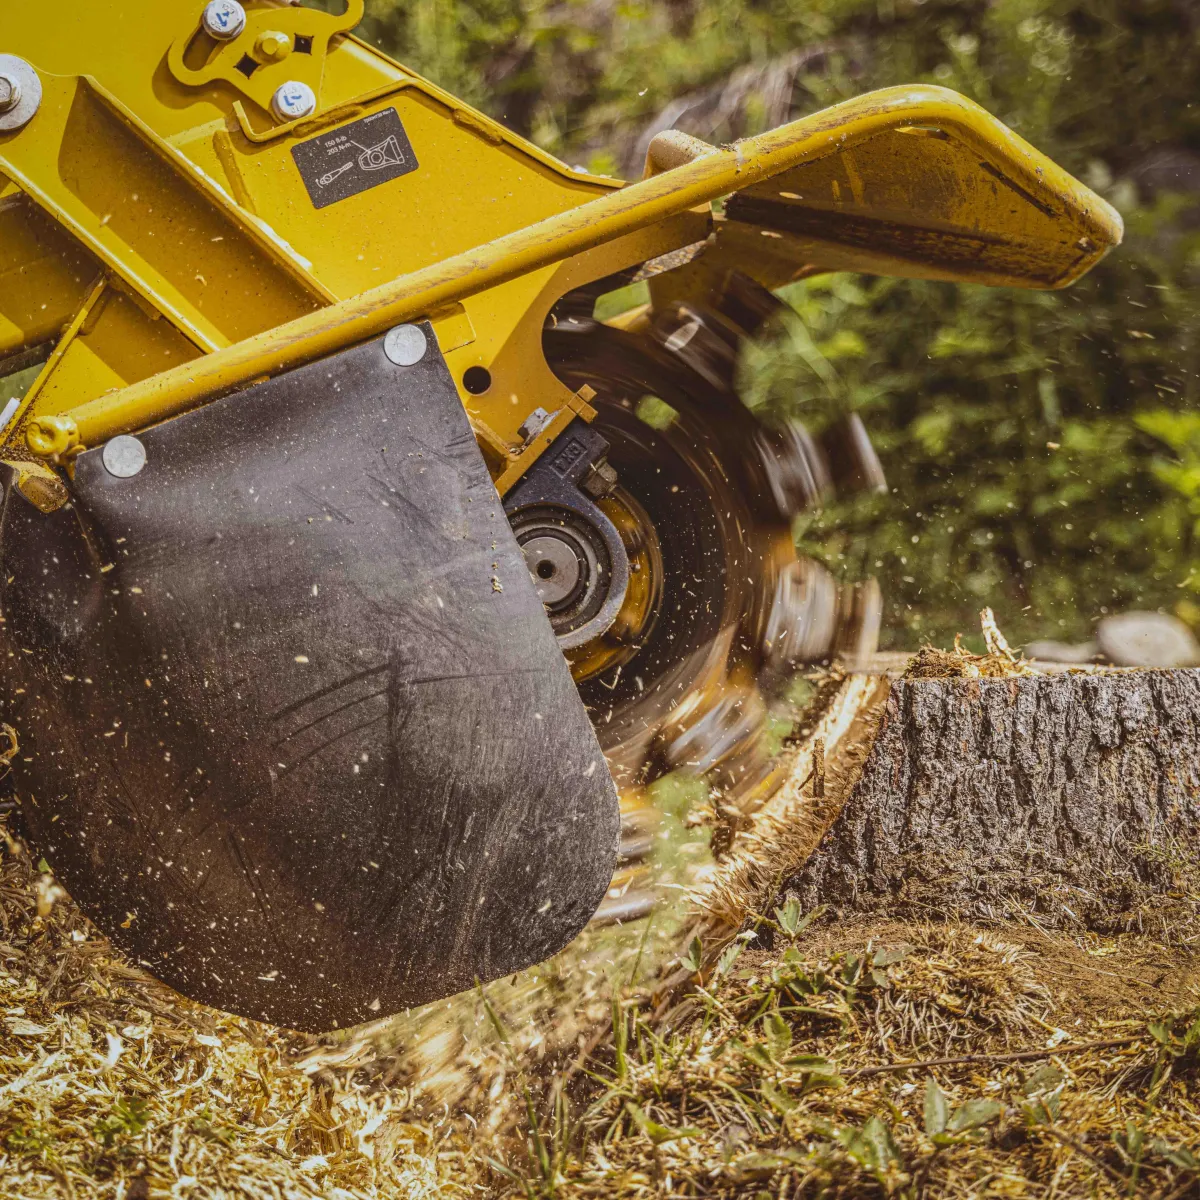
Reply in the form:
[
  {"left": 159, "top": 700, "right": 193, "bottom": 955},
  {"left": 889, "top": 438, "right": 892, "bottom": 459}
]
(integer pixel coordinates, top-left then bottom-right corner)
[
  {"left": 295, "top": 655, "right": 310, "bottom": 664},
  {"left": 492, "top": 576, "right": 503, "bottom": 592}
]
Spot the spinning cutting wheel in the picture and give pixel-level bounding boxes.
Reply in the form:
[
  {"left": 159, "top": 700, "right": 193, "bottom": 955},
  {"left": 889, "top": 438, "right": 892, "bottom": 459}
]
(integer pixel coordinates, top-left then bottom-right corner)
[
  {"left": 537, "top": 275, "right": 887, "bottom": 920},
  {"left": 0, "top": 0, "right": 1122, "bottom": 1027}
]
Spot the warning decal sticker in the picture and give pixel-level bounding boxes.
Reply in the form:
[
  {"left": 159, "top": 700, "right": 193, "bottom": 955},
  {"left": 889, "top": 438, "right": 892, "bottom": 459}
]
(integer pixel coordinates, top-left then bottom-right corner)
[{"left": 292, "top": 108, "right": 419, "bottom": 210}]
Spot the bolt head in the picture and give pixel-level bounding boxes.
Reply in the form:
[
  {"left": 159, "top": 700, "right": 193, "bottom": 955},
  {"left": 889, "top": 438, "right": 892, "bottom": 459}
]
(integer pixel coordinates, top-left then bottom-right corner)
[
  {"left": 271, "top": 80, "right": 316, "bottom": 122},
  {"left": 102, "top": 435, "right": 147, "bottom": 480},
  {"left": 202, "top": 0, "right": 247, "bottom": 40},
  {"left": 256, "top": 29, "right": 292, "bottom": 61},
  {"left": 0, "top": 56, "right": 42, "bottom": 133},
  {"left": 383, "top": 325, "right": 428, "bottom": 367},
  {"left": 0, "top": 75, "right": 19, "bottom": 114}
]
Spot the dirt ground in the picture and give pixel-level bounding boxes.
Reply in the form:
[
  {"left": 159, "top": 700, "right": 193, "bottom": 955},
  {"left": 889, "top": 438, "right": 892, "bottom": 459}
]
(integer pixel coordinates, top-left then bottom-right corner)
[
  {"left": 1, "top": 825, "right": 1199, "bottom": 1198},
  {"left": 3, "top": 662, "right": 1199, "bottom": 1197}
]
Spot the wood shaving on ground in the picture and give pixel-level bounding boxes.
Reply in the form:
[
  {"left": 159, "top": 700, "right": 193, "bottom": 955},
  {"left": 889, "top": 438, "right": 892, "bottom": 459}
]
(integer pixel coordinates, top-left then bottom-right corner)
[{"left": 0, "top": 838, "right": 473, "bottom": 1199}]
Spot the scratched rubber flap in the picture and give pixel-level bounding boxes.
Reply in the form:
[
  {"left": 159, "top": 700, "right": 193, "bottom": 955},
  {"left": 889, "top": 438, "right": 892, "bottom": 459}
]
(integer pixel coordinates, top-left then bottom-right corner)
[{"left": 0, "top": 327, "right": 618, "bottom": 1031}]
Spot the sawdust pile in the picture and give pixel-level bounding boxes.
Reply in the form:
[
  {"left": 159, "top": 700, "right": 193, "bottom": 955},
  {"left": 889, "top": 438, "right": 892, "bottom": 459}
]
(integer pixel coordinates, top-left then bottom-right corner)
[
  {"left": 4, "top": 619, "right": 1200, "bottom": 1198},
  {"left": 6, "top": 822, "right": 1200, "bottom": 1199},
  {"left": 527, "top": 918, "right": 1200, "bottom": 1198},
  {"left": 903, "top": 606, "right": 1033, "bottom": 680},
  {"left": 0, "top": 835, "right": 473, "bottom": 1199}
]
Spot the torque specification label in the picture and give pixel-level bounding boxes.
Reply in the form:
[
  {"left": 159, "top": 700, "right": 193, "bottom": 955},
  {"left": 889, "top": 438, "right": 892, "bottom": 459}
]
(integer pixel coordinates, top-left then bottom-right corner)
[{"left": 292, "top": 108, "right": 419, "bottom": 209}]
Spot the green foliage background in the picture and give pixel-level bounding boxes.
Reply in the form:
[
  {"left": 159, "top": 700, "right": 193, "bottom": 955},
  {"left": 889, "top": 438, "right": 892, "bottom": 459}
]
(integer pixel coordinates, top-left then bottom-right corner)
[{"left": 353, "top": 0, "right": 1200, "bottom": 648}]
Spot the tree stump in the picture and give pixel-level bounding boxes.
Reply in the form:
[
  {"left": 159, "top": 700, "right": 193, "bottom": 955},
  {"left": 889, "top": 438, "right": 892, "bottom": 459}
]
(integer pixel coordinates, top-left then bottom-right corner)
[{"left": 786, "top": 668, "right": 1200, "bottom": 932}]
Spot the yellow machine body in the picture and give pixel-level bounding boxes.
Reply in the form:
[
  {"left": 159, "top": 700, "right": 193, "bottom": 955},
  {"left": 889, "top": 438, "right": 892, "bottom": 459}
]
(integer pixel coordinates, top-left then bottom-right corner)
[
  {"left": 0, "top": 1, "right": 1119, "bottom": 487},
  {"left": 0, "top": 1, "right": 1121, "bottom": 1030}
]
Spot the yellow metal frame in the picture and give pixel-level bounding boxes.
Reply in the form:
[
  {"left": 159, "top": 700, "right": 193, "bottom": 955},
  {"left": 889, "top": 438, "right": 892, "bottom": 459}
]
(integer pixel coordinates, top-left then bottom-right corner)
[{"left": 0, "top": 1, "right": 1121, "bottom": 497}]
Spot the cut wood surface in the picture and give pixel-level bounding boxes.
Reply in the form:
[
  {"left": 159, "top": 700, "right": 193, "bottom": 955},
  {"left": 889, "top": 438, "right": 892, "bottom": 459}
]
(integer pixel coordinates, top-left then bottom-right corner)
[{"left": 787, "top": 667, "right": 1200, "bottom": 929}]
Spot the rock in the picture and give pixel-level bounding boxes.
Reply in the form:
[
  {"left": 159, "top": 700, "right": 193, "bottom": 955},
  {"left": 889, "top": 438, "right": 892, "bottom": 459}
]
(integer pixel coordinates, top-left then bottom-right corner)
[
  {"left": 1024, "top": 639, "right": 1098, "bottom": 664},
  {"left": 1096, "top": 612, "right": 1200, "bottom": 668}
]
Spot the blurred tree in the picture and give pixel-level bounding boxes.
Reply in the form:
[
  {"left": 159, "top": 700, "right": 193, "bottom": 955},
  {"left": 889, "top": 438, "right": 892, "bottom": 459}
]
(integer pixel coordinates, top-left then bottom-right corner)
[{"left": 351, "top": 0, "right": 1200, "bottom": 648}]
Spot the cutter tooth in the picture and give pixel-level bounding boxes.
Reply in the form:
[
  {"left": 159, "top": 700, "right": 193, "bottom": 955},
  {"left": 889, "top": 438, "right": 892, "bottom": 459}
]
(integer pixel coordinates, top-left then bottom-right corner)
[
  {"left": 653, "top": 685, "right": 768, "bottom": 790},
  {"left": 759, "top": 558, "right": 840, "bottom": 686},
  {"left": 590, "top": 889, "right": 659, "bottom": 927},
  {"left": 714, "top": 269, "right": 792, "bottom": 337},
  {"left": 751, "top": 420, "right": 832, "bottom": 518},
  {"left": 835, "top": 577, "right": 883, "bottom": 668},
  {"left": 821, "top": 412, "right": 888, "bottom": 496}
]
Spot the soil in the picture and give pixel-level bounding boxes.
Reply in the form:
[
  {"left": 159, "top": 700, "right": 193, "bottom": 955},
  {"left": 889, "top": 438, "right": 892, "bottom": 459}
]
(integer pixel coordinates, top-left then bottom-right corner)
[{"left": 788, "top": 916, "right": 1200, "bottom": 1027}]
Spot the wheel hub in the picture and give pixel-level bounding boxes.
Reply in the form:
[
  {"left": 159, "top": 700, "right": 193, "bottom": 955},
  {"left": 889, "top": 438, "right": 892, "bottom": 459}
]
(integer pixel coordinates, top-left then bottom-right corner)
[
  {"left": 519, "top": 530, "right": 590, "bottom": 611},
  {"left": 511, "top": 507, "right": 619, "bottom": 648}
]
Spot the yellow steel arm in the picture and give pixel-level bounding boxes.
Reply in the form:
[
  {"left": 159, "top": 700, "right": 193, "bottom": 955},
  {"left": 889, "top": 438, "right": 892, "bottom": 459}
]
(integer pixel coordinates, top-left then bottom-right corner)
[
  {"left": 23, "top": 83, "right": 1120, "bottom": 460},
  {"left": 0, "top": 0, "right": 1119, "bottom": 494}
]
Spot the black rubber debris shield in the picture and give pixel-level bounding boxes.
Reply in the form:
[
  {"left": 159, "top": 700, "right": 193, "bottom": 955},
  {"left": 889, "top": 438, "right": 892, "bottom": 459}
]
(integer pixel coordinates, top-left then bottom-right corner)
[{"left": 0, "top": 326, "right": 620, "bottom": 1031}]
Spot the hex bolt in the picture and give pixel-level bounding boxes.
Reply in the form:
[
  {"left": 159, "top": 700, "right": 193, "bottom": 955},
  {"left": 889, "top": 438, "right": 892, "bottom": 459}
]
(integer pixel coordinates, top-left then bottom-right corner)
[
  {"left": 0, "top": 75, "right": 20, "bottom": 115},
  {"left": 271, "top": 80, "right": 316, "bottom": 122},
  {"left": 102, "top": 435, "right": 147, "bottom": 480},
  {"left": 582, "top": 460, "right": 619, "bottom": 499},
  {"left": 256, "top": 30, "right": 292, "bottom": 61},
  {"left": 383, "top": 324, "right": 428, "bottom": 367},
  {"left": 0, "top": 55, "right": 40, "bottom": 132},
  {"left": 201, "top": 0, "right": 247, "bottom": 40}
]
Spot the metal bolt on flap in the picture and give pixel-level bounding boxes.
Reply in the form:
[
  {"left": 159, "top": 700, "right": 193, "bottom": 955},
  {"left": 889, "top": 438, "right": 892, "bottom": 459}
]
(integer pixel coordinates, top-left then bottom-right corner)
[
  {"left": 271, "top": 80, "right": 316, "bottom": 122},
  {"left": 201, "top": 0, "right": 247, "bottom": 40},
  {"left": 383, "top": 325, "right": 428, "bottom": 367},
  {"left": 102, "top": 435, "right": 147, "bottom": 479}
]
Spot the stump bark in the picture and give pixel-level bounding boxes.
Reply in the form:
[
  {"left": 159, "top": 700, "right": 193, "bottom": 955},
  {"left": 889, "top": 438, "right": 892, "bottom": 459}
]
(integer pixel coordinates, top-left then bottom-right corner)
[{"left": 786, "top": 668, "right": 1200, "bottom": 931}]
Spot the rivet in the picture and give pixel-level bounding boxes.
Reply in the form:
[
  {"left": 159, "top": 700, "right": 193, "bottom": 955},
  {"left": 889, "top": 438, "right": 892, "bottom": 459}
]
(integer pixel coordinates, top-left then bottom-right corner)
[
  {"left": 383, "top": 325, "right": 428, "bottom": 367},
  {"left": 102, "top": 435, "right": 147, "bottom": 480}
]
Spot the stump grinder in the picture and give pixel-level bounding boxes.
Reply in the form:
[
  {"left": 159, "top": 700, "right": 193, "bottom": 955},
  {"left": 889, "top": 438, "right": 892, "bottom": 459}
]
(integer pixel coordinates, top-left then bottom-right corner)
[{"left": 0, "top": 1, "right": 1120, "bottom": 1030}]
